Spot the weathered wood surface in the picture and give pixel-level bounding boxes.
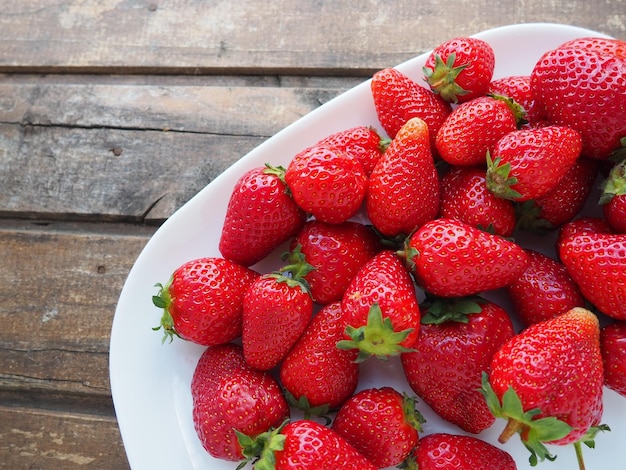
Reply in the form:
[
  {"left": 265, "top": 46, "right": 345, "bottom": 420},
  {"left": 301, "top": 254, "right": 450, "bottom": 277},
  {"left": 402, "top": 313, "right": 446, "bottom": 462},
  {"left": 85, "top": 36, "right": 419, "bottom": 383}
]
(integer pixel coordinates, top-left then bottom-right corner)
[{"left": 0, "top": 0, "right": 623, "bottom": 467}]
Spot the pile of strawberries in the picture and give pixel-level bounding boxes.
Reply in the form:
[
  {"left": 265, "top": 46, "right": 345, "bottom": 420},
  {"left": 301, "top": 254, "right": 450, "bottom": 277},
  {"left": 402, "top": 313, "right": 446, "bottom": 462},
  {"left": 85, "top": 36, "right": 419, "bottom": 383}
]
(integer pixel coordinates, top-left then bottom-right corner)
[{"left": 152, "top": 34, "right": 626, "bottom": 469}]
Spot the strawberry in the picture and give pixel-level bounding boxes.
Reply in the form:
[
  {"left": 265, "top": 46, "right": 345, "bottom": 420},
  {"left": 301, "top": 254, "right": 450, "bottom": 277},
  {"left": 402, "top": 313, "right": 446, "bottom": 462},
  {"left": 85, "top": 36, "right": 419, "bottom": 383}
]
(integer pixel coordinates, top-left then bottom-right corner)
[
  {"left": 435, "top": 95, "right": 520, "bottom": 166},
  {"left": 558, "top": 216, "right": 626, "bottom": 320},
  {"left": 289, "top": 220, "right": 381, "bottom": 305},
  {"left": 316, "top": 125, "right": 388, "bottom": 176},
  {"left": 191, "top": 343, "right": 289, "bottom": 461},
  {"left": 338, "top": 250, "right": 421, "bottom": 361},
  {"left": 486, "top": 125, "right": 583, "bottom": 201},
  {"left": 219, "top": 165, "right": 307, "bottom": 267},
  {"left": 242, "top": 264, "right": 314, "bottom": 370},
  {"left": 409, "top": 433, "right": 517, "bottom": 470},
  {"left": 279, "top": 302, "right": 359, "bottom": 413},
  {"left": 152, "top": 257, "right": 258, "bottom": 346},
  {"left": 600, "top": 158, "right": 626, "bottom": 233},
  {"left": 331, "top": 387, "right": 424, "bottom": 468},
  {"left": 488, "top": 75, "right": 544, "bottom": 126},
  {"left": 439, "top": 164, "right": 516, "bottom": 237},
  {"left": 371, "top": 66, "right": 451, "bottom": 146},
  {"left": 530, "top": 37, "right": 626, "bottom": 160},
  {"left": 600, "top": 321, "right": 626, "bottom": 397},
  {"left": 240, "top": 419, "right": 377, "bottom": 469},
  {"left": 403, "top": 218, "right": 528, "bottom": 298},
  {"left": 366, "top": 117, "right": 440, "bottom": 237},
  {"left": 483, "top": 307, "right": 605, "bottom": 467},
  {"left": 401, "top": 297, "right": 515, "bottom": 434},
  {"left": 515, "top": 156, "right": 599, "bottom": 232},
  {"left": 423, "top": 36, "right": 495, "bottom": 104},
  {"left": 284, "top": 144, "right": 367, "bottom": 224},
  {"left": 506, "top": 249, "right": 586, "bottom": 326}
]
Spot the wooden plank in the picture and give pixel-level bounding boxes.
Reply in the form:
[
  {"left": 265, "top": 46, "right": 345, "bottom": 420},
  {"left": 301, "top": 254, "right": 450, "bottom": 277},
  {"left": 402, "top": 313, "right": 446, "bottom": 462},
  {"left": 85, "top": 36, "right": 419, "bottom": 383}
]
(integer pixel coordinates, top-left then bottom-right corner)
[
  {"left": 0, "top": 222, "right": 151, "bottom": 396},
  {"left": 0, "top": 0, "right": 622, "bottom": 74},
  {"left": 0, "top": 405, "right": 129, "bottom": 469}
]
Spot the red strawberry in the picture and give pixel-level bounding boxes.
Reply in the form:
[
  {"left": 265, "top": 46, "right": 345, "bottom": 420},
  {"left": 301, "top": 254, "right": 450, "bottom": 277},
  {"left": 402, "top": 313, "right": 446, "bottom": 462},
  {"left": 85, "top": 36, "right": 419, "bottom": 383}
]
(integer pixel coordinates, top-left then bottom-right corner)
[
  {"left": 152, "top": 257, "right": 258, "bottom": 346},
  {"left": 600, "top": 321, "right": 626, "bottom": 397},
  {"left": 506, "top": 249, "right": 586, "bottom": 326},
  {"left": 600, "top": 158, "right": 626, "bottom": 233},
  {"left": 488, "top": 75, "right": 544, "bottom": 126},
  {"left": 515, "top": 156, "right": 599, "bottom": 232},
  {"left": 439, "top": 165, "right": 516, "bottom": 237},
  {"left": 531, "top": 37, "right": 626, "bottom": 160},
  {"left": 401, "top": 297, "right": 515, "bottom": 434},
  {"left": 486, "top": 125, "right": 583, "bottom": 201},
  {"left": 331, "top": 387, "right": 424, "bottom": 468},
  {"left": 366, "top": 117, "right": 440, "bottom": 237},
  {"left": 316, "top": 126, "right": 388, "bottom": 176},
  {"left": 219, "top": 165, "right": 307, "bottom": 267},
  {"left": 435, "top": 95, "right": 520, "bottom": 166},
  {"left": 403, "top": 218, "right": 528, "bottom": 297},
  {"left": 423, "top": 36, "right": 495, "bottom": 104},
  {"left": 410, "top": 433, "right": 517, "bottom": 470},
  {"left": 339, "top": 250, "right": 421, "bottom": 361},
  {"left": 483, "top": 307, "right": 605, "bottom": 466},
  {"left": 279, "top": 302, "right": 359, "bottom": 413},
  {"left": 558, "top": 216, "right": 626, "bottom": 320},
  {"left": 371, "top": 67, "right": 451, "bottom": 146},
  {"left": 242, "top": 268, "right": 314, "bottom": 371},
  {"left": 191, "top": 343, "right": 289, "bottom": 461},
  {"left": 290, "top": 220, "right": 381, "bottom": 305},
  {"left": 284, "top": 144, "right": 367, "bottom": 224},
  {"left": 240, "top": 419, "right": 377, "bottom": 469}
]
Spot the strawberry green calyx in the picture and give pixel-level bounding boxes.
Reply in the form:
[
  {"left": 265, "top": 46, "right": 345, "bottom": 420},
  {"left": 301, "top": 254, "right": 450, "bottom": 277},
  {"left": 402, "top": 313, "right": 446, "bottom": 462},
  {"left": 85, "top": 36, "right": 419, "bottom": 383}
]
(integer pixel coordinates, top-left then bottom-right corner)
[
  {"left": 283, "top": 390, "right": 331, "bottom": 423},
  {"left": 402, "top": 393, "right": 426, "bottom": 432},
  {"left": 486, "top": 151, "right": 523, "bottom": 200},
  {"left": 420, "top": 296, "right": 483, "bottom": 325},
  {"left": 151, "top": 282, "right": 180, "bottom": 344},
  {"left": 235, "top": 420, "right": 288, "bottom": 470},
  {"left": 480, "top": 372, "right": 572, "bottom": 467},
  {"left": 337, "top": 303, "right": 415, "bottom": 362},
  {"left": 599, "top": 159, "right": 626, "bottom": 205},
  {"left": 423, "top": 52, "right": 470, "bottom": 103},
  {"left": 488, "top": 92, "right": 529, "bottom": 128},
  {"left": 573, "top": 424, "right": 611, "bottom": 470},
  {"left": 277, "top": 244, "right": 316, "bottom": 293}
]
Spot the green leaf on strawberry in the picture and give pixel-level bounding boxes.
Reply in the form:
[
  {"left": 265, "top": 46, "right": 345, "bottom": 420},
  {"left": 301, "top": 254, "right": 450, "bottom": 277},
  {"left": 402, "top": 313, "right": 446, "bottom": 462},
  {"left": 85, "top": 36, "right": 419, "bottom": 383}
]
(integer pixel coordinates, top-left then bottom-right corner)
[
  {"left": 337, "top": 303, "right": 415, "bottom": 362},
  {"left": 480, "top": 372, "right": 572, "bottom": 466},
  {"left": 420, "top": 296, "right": 483, "bottom": 325},
  {"left": 485, "top": 151, "right": 523, "bottom": 200},
  {"left": 151, "top": 281, "right": 181, "bottom": 344}
]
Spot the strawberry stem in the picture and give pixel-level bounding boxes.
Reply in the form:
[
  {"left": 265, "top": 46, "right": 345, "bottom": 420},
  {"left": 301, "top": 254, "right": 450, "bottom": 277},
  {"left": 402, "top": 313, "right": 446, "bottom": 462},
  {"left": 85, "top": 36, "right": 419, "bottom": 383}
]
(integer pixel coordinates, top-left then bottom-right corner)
[
  {"left": 499, "top": 418, "right": 524, "bottom": 443},
  {"left": 574, "top": 441, "right": 586, "bottom": 470}
]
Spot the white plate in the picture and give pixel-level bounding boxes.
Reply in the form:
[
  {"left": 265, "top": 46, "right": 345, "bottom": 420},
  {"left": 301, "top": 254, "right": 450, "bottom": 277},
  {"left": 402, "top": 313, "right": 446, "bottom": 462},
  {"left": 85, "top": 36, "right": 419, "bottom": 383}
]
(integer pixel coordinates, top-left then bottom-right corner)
[{"left": 110, "top": 23, "right": 625, "bottom": 470}]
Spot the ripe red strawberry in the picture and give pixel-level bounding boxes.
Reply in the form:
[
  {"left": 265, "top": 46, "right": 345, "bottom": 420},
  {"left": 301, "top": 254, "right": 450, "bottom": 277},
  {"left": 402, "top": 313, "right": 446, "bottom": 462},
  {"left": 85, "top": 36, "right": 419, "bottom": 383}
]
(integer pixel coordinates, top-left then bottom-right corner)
[
  {"left": 600, "top": 321, "right": 626, "bottom": 397},
  {"left": 403, "top": 218, "right": 528, "bottom": 297},
  {"left": 152, "top": 257, "right": 258, "bottom": 346},
  {"left": 506, "top": 249, "right": 586, "bottom": 326},
  {"left": 371, "top": 67, "right": 451, "bottom": 146},
  {"left": 240, "top": 419, "right": 377, "bottom": 469},
  {"left": 284, "top": 144, "right": 367, "bottom": 224},
  {"left": 242, "top": 269, "right": 314, "bottom": 370},
  {"left": 486, "top": 125, "right": 583, "bottom": 201},
  {"left": 558, "top": 216, "right": 626, "bottom": 320},
  {"left": 423, "top": 36, "right": 495, "bottom": 104},
  {"left": 515, "top": 156, "right": 599, "bottom": 232},
  {"left": 435, "top": 95, "right": 520, "bottom": 166},
  {"left": 531, "top": 37, "right": 626, "bottom": 160},
  {"left": 219, "top": 165, "right": 307, "bottom": 267},
  {"left": 331, "top": 387, "right": 424, "bottom": 468},
  {"left": 339, "top": 250, "right": 421, "bottom": 360},
  {"left": 401, "top": 297, "right": 515, "bottom": 434},
  {"left": 488, "top": 74, "right": 545, "bottom": 126},
  {"left": 290, "top": 220, "right": 381, "bottom": 305},
  {"left": 600, "top": 158, "right": 626, "bottom": 233},
  {"left": 279, "top": 302, "right": 359, "bottom": 413},
  {"left": 439, "top": 165, "right": 516, "bottom": 237},
  {"left": 366, "top": 117, "right": 440, "bottom": 237},
  {"left": 409, "top": 433, "right": 517, "bottom": 470},
  {"left": 559, "top": 36, "right": 626, "bottom": 59},
  {"left": 483, "top": 307, "right": 605, "bottom": 466},
  {"left": 191, "top": 343, "right": 289, "bottom": 461},
  {"left": 316, "top": 126, "right": 388, "bottom": 176}
]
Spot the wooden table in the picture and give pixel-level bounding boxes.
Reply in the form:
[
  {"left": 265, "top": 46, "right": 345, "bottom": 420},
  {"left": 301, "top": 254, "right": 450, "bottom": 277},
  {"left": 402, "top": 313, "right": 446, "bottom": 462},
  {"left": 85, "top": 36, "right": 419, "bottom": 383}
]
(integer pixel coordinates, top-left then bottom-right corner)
[{"left": 0, "top": 1, "right": 623, "bottom": 468}]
